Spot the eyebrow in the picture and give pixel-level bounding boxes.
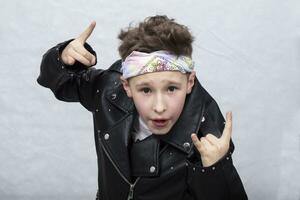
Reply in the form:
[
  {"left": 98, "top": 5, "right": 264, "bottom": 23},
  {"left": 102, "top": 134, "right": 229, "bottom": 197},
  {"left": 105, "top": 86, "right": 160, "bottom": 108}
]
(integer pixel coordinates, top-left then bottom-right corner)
[{"left": 135, "top": 80, "right": 182, "bottom": 87}]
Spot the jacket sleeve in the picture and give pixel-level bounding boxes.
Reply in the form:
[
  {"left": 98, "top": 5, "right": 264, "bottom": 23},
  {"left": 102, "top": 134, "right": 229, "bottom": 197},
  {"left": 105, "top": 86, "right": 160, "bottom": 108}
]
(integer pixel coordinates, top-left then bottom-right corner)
[
  {"left": 37, "top": 40, "right": 105, "bottom": 112},
  {"left": 187, "top": 99, "right": 248, "bottom": 200}
]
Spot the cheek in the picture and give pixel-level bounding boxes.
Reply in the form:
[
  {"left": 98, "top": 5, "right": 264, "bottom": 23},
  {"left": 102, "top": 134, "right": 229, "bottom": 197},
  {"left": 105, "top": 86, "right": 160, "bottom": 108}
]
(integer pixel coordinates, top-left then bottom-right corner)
[
  {"left": 132, "top": 95, "right": 150, "bottom": 116},
  {"left": 169, "top": 94, "right": 186, "bottom": 116}
]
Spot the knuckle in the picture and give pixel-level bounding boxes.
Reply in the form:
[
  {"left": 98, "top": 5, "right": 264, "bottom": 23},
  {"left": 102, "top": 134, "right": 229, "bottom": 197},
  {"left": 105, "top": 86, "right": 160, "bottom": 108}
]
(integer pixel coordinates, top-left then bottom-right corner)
[
  {"left": 72, "top": 41, "right": 80, "bottom": 48},
  {"left": 206, "top": 134, "right": 213, "bottom": 140},
  {"left": 196, "top": 145, "right": 202, "bottom": 152},
  {"left": 84, "top": 52, "right": 90, "bottom": 59},
  {"left": 67, "top": 58, "right": 74, "bottom": 65},
  {"left": 219, "top": 143, "right": 228, "bottom": 152},
  {"left": 216, "top": 144, "right": 222, "bottom": 151},
  {"left": 70, "top": 42, "right": 76, "bottom": 48},
  {"left": 67, "top": 48, "right": 73, "bottom": 55}
]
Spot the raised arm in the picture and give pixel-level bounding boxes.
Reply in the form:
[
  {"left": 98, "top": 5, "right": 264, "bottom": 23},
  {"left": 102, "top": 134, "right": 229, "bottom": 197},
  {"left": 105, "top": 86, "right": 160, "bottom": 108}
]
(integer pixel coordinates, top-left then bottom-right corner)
[
  {"left": 187, "top": 101, "right": 248, "bottom": 200},
  {"left": 37, "top": 22, "right": 104, "bottom": 112}
]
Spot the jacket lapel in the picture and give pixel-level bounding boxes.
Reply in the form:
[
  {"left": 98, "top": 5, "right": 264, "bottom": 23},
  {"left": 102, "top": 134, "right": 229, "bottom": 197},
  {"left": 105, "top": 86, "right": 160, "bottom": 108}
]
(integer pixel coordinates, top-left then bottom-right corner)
[
  {"left": 101, "top": 83, "right": 135, "bottom": 182},
  {"left": 100, "top": 112, "right": 134, "bottom": 182}
]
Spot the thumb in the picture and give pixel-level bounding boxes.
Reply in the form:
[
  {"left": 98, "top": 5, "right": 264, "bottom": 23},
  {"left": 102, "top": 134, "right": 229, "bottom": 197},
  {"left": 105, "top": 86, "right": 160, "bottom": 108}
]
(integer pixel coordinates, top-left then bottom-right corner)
[
  {"left": 78, "top": 21, "right": 96, "bottom": 44},
  {"left": 221, "top": 111, "right": 232, "bottom": 142}
]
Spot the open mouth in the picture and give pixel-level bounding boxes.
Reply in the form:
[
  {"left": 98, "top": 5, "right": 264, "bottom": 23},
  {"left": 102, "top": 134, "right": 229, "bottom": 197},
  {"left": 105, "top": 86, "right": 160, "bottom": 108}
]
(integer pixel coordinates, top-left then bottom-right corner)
[{"left": 152, "top": 119, "right": 168, "bottom": 128}]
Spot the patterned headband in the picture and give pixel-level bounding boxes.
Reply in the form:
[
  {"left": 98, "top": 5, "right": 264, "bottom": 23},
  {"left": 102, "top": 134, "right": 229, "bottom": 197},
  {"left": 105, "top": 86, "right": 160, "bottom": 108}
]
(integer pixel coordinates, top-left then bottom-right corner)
[{"left": 121, "top": 50, "right": 194, "bottom": 79}]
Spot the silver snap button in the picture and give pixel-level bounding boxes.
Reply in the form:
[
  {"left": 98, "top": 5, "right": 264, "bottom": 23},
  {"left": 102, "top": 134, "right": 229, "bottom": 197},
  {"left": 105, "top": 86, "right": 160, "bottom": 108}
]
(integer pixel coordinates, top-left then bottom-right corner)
[
  {"left": 149, "top": 166, "right": 156, "bottom": 173},
  {"left": 201, "top": 169, "right": 205, "bottom": 173},
  {"left": 61, "top": 66, "right": 65, "bottom": 69},
  {"left": 108, "top": 108, "right": 111, "bottom": 112},
  {"left": 96, "top": 109, "right": 99, "bottom": 112},
  {"left": 111, "top": 93, "right": 117, "bottom": 100},
  {"left": 201, "top": 116, "right": 205, "bottom": 122},
  {"left": 170, "top": 166, "right": 174, "bottom": 170},
  {"left": 114, "top": 81, "right": 118, "bottom": 85},
  {"left": 169, "top": 152, "right": 173, "bottom": 156},
  {"left": 226, "top": 157, "right": 230, "bottom": 160},
  {"left": 57, "top": 57, "right": 60, "bottom": 61},
  {"left": 193, "top": 167, "right": 196, "bottom": 171},
  {"left": 183, "top": 142, "right": 191, "bottom": 152},
  {"left": 97, "top": 130, "right": 101, "bottom": 133},
  {"left": 212, "top": 167, "right": 215, "bottom": 170},
  {"left": 104, "top": 134, "right": 110, "bottom": 140},
  {"left": 56, "top": 47, "right": 59, "bottom": 51},
  {"left": 96, "top": 89, "right": 100, "bottom": 93}
]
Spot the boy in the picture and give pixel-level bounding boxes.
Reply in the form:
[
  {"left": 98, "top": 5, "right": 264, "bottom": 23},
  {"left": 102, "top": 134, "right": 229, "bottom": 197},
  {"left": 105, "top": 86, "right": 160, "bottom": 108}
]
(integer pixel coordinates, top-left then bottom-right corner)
[{"left": 37, "top": 15, "right": 247, "bottom": 200}]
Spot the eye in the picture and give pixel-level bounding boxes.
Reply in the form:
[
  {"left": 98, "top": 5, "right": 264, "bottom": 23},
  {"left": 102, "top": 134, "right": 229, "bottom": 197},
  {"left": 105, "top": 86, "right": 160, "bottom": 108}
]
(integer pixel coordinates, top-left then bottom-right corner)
[
  {"left": 168, "top": 86, "right": 178, "bottom": 92},
  {"left": 140, "top": 87, "right": 151, "bottom": 94}
]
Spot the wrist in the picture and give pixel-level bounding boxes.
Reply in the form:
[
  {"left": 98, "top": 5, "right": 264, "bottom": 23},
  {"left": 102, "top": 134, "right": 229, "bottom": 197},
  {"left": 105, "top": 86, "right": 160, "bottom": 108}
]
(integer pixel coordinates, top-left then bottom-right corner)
[{"left": 201, "top": 157, "right": 219, "bottom": 167}]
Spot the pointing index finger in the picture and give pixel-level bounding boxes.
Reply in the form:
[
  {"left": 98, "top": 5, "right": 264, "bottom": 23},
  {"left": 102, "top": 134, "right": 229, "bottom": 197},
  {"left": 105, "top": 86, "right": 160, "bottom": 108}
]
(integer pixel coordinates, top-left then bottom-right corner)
[{"left": 78, "top": 21, "right": 96, "bottom": 44}]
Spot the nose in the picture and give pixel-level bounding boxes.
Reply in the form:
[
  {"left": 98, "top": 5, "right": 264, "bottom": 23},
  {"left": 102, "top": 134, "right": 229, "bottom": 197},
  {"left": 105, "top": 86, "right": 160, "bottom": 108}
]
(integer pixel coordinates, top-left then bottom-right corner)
[{"left": 153, "top": 94, "right": 166, "bottom": 114}]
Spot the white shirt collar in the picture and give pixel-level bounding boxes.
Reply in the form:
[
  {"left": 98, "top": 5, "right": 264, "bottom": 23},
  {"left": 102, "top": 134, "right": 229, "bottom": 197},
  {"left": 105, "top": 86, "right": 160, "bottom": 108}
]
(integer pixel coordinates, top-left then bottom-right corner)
[{"left": 133, "top": 116, "right": 152, "bottom": 142}]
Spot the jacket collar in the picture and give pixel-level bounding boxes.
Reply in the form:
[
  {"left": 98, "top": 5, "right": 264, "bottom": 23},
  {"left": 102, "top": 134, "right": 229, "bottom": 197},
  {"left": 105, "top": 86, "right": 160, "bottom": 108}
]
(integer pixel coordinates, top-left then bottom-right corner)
[{"left": 105, "top": 83, "right": 135, "bottom": 114}]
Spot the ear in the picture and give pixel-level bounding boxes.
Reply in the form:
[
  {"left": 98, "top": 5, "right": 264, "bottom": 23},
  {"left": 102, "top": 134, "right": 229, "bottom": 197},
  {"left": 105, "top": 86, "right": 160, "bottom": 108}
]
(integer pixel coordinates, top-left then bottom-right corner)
[
  {"left": 186, "top": 71, "right": 196, "bottom": 94},
  {"left": 120, "top": 76, "right": 132, "bottom": 97}
]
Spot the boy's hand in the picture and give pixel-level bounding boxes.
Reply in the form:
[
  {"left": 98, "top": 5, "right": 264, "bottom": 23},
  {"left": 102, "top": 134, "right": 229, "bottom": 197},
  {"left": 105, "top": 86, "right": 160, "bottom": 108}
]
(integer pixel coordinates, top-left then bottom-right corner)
[
  {"left": 191, "top": 111, "right": 232, "bottom": 167},
  {"left": 61, "top": 21, "right": 96, "bottom": 66}
]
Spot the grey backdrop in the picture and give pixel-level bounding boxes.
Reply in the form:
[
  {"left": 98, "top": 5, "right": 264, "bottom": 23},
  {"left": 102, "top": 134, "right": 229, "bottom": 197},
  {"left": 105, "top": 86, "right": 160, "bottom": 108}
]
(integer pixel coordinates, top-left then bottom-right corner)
[{"left": 1, "top": 0, "right": 299, "bottom": 199}]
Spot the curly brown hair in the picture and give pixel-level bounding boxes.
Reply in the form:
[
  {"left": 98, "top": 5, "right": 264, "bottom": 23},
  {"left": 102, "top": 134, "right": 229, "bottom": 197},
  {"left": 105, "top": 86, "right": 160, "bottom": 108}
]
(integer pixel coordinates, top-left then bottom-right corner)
[{"left": 118, "top": 15, "right": 194, "bottom": 61}]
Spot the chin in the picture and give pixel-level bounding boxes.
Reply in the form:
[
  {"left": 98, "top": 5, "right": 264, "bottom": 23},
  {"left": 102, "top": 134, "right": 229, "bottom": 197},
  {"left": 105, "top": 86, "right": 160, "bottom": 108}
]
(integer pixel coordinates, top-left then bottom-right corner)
[
  {"left": 152, "top": 131, "right": 169, "bottom": 135},
  {"left": 149, "top": 126, "right": 172, "bottom": 135}
]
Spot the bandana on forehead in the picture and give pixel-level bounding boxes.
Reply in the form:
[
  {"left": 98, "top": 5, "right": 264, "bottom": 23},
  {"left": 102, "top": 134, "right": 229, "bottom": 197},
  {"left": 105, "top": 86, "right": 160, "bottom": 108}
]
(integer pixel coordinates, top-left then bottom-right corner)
[{"left": 121, "top": 50, "right": 194, "bottom": 79}]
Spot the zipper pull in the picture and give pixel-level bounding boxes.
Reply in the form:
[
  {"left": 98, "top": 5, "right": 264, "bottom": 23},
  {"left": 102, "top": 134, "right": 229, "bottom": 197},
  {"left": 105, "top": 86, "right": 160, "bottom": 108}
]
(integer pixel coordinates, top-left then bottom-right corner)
[{"left": 127, "top": 184, "right": 134, "bottom": 200}]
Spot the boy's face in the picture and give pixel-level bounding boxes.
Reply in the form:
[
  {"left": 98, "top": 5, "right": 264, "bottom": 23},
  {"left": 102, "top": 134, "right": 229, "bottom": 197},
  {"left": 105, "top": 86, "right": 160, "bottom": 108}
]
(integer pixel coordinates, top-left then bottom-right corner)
[{"left": 121, "top": 71, "right": 195, "bottom": 135}]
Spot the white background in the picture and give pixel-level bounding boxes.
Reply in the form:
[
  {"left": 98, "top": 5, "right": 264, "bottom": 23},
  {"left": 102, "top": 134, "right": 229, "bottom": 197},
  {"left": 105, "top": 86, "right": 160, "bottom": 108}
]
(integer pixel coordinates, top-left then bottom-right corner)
[{"left": 0, "top": 0, "right": 299, "bottom": 199}]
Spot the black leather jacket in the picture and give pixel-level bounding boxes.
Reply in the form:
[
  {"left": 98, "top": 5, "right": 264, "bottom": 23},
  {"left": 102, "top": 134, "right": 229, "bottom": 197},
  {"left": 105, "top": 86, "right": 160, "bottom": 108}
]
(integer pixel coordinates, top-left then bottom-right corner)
[{"left": 37, "top": 40, "right": 248, "bottom": 200}]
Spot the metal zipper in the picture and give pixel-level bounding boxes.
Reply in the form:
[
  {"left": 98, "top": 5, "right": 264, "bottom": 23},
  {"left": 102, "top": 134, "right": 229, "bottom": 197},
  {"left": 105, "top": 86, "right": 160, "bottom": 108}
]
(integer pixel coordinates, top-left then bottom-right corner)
[
  {"left": 99, "top": 139, "right": 140, "bottom": 199},
  {"left": 127, "top": 178, "right": 140, "bottom": 200}
]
